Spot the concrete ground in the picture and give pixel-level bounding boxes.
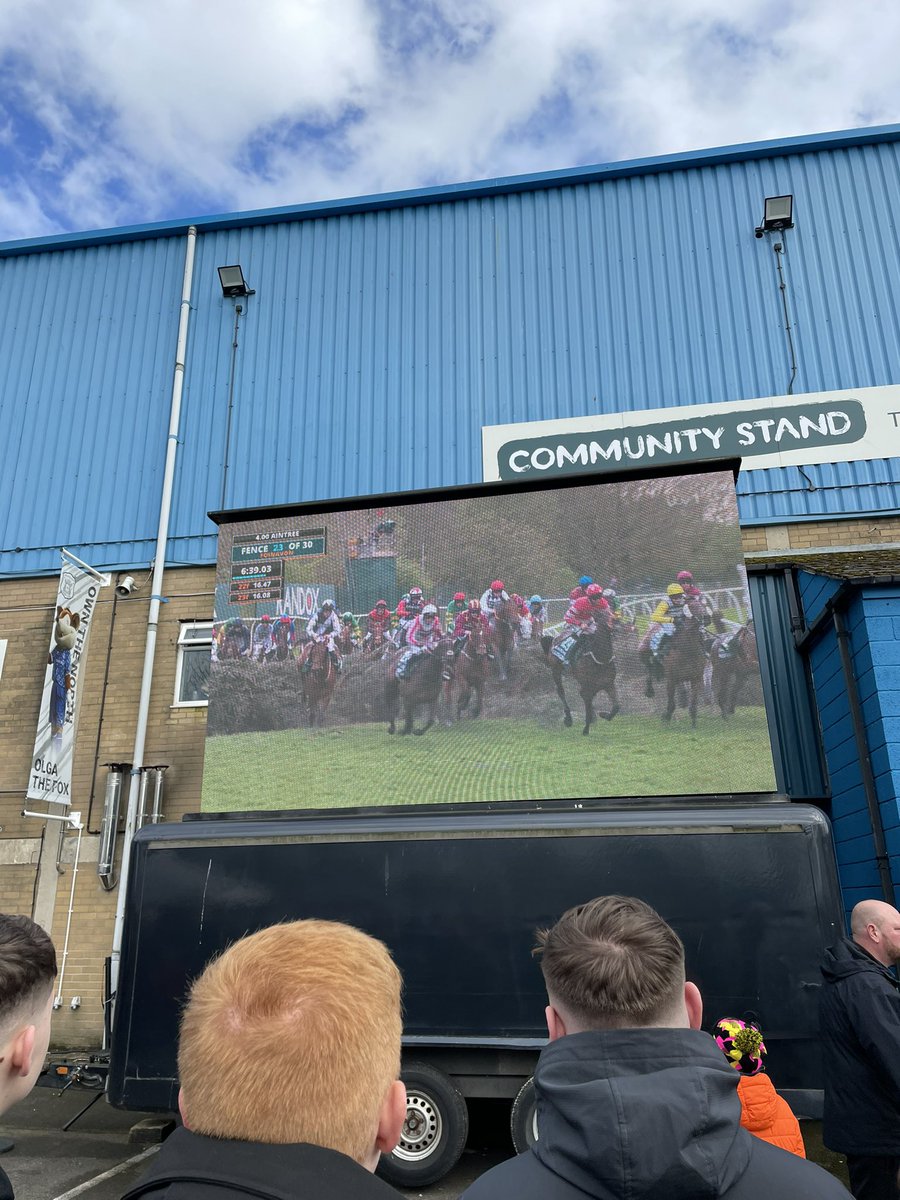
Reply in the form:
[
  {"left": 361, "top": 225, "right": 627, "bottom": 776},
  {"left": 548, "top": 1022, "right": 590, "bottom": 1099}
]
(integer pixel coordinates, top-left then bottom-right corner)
[{"left": 0, "top": 1088, "right": 850, "bottom": 1199}]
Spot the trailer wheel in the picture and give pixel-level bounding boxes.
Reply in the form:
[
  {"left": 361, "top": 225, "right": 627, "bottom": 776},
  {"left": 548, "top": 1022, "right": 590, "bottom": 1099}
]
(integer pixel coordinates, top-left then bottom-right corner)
[
  {"left": 377, "top": 1061, "right": 469, "bottom": 1187},
  {"left": 510, "top": 1077, "right": 539, "bottom": 1154}
]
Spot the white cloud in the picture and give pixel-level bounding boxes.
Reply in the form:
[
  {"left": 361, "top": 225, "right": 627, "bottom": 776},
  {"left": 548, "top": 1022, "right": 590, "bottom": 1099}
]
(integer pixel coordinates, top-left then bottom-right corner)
[{"left": 0, "top": 0, "right": 899, "bottom": 239}]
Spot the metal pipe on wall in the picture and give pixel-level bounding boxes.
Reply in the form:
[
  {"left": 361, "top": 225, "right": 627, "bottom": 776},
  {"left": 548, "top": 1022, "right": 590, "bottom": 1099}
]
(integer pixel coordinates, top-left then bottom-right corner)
[
  {"left": 110, "top": 226, "right": 198, "bottom": 992},
  {"left": 149, "top": 765, "right": 168, "bottom": 824},
  {"left": 98, "top": 763, "right": 129, "bottom": 890}
]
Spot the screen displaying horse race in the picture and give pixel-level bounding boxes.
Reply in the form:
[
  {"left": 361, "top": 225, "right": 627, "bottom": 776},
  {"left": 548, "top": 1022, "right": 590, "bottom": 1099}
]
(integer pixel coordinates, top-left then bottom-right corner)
[{"left": 200, "top": 467, "right": 777, "bottom": 812}]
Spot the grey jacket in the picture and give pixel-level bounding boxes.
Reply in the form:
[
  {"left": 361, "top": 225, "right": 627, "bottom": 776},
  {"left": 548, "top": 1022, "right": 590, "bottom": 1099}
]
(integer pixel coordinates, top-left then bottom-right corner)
[{"left": 463, "top": 1029, "right": 849, "bottom": 1200}]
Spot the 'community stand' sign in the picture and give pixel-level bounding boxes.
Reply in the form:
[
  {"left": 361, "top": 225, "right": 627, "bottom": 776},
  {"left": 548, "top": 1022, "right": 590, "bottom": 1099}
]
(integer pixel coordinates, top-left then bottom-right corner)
[{"left": 482, "top": 385, "right": 900, "bottom": 482}]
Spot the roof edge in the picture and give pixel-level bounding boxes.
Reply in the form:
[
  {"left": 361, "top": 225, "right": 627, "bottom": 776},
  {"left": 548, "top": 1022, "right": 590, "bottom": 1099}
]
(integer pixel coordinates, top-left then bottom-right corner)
[{"left": 3, "top": 123, "right": 900, "bottom": 258}]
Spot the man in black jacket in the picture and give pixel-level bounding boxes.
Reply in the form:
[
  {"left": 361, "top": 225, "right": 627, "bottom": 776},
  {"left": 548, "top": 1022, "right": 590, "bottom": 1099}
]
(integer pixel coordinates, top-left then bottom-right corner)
[
  {"left": 820, "top": 898, "right": 900, "bottom": 1200},
  {"left": 123, "top": 920, "right": 407, "bottom": 1199},
  {"left": 463, "top": 895, "right": 848, "bottom": 1200}
]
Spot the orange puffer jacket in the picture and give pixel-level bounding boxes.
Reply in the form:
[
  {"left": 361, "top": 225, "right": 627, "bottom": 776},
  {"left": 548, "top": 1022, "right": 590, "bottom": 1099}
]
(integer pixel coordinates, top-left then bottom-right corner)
[{"left": 737, "top": 1073, "right": 806, "bottom": 1157}]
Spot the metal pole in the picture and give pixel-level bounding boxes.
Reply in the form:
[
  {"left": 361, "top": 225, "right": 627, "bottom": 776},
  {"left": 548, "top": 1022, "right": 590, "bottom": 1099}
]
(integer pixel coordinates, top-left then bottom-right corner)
[{"left": 110, "top": 226, "right": 198, "bottom": 993}]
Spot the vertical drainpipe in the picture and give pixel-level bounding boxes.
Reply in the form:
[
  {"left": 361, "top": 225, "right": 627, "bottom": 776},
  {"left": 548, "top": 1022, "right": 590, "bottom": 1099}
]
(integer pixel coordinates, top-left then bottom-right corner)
[{"left": 109, "top": 226, "right": 198, "bottom": 992}]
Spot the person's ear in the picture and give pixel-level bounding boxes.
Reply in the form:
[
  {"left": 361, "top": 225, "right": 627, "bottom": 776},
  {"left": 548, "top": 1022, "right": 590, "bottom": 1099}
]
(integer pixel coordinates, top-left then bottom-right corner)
[
  {"left": 684, "top": 981, "right": 703, "bottom": 1030},
  {"left": 545, "top": 1004, "right": 567, "bottom": 1042},
  {"left": 177, "top": 1087, "right": 191, "bottom": 1130},
  {"left": 9, "top": 1025, "right": 36, "bottom": 1078},
  {"left": 375, "top": 1079, "right": 407, "bottom": 1155}
]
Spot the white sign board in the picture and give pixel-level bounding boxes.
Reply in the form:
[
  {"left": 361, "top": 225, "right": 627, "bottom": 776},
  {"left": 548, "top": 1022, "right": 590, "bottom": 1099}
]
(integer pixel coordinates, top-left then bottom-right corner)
[{"left": 482, "top": 385, "right": 900, "bottom": 482}]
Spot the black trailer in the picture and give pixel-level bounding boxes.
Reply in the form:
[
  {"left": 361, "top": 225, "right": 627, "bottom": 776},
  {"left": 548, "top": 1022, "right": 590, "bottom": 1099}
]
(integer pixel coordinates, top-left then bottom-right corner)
[{"left": 109, "top": 798, "right": 841, "bottom": 1186}]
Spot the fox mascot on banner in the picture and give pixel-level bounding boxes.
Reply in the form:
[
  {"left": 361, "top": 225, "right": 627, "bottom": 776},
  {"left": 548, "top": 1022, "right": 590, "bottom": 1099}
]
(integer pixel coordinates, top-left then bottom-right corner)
[{"left": 48, "top": 606, "right": 80, "bottom": 751}]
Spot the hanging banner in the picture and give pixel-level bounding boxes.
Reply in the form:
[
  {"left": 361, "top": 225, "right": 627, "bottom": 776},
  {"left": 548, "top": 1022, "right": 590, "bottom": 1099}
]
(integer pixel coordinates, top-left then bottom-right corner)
[
  {"left": 482, "top": 384, "right": 900, "bottom": 482},
  {"left": 27, "top": 553, "right": 109, "bottom": 804}
]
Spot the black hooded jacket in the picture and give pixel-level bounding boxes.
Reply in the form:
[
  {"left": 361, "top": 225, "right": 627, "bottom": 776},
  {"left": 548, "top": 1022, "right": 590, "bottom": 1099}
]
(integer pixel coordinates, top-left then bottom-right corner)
[
  {"left": 120, "top": 1127, "right": 403, "bottom": 1200},
  {"left": 820, "top": 936, "right": 900, "bottom": 1155},
  {"left": 463, "top": 1030, "right": 848, "bottom": 1200}
]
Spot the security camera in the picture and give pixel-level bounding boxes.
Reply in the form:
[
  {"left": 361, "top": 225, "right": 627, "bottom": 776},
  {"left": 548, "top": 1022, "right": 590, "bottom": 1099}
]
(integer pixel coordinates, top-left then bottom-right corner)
[{"left": 116, "top": 575, "right": 136, "bottom": 597}]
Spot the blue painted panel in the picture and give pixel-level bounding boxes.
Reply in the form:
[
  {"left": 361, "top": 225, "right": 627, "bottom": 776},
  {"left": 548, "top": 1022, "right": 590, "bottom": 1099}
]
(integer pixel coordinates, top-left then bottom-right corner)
[
  {"left": 860, "top": 690, "right": 886, "bottom": 728},
  {"left": 797, "top": 570, "right": 843, "bottom": 626},
  {"left": 5, "top": 130, "right": 900, "bottom": 574},
  {"left": 862, "top": 593, "right": 900, "bottom": 616},
  {"left": 0, "top": 237, "right": 186, "bottom": 576},
  {"left": 856, "top": 666, "right": 877, "bottom": 704},
  {"left": 833, "top": 808, "right": 878, "bottom": 841},
  {"left": 829, "top": 759, "right": 871, "bottom": 797},
  {"left": 834, "top": 849, "right": 880, "bottom": 882},
  {"left": 869, "top": 660, "right": 900, "bottom": 694},
  {"left": 880, "top": 797, "right": 900, "bottom": 829}
]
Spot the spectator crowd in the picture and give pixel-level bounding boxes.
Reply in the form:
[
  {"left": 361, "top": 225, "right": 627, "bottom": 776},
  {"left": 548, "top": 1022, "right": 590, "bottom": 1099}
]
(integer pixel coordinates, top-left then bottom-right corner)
[{"left": 0, "top": 894, "right": 897, "bottom": 1199}]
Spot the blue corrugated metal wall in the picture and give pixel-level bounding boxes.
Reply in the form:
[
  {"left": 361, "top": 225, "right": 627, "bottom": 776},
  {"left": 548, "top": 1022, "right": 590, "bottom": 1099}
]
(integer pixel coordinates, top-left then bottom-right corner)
[
  {"left": 4, "top": 130, "right": 900, "bottom": 576},
  {"left": 797, "top": 572, "right": 900, "bottom": 914},
  {"left": 747, "top": 571, "right": 826, "bottom": 798}
]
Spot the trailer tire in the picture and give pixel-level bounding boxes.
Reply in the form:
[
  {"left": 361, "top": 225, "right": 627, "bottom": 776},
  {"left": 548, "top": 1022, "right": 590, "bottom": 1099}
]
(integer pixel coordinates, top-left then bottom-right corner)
[
  {"left": 510, "top": 1077, "right": 539, "bottom": 1154},
  {"left": 376, "top": 1061, "right": 469, "bottom": 1188}
]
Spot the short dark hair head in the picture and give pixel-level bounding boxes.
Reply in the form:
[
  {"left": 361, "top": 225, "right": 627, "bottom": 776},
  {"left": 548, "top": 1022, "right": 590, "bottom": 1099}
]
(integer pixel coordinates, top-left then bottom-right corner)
[
  {"left": 534, "top": 895, "right": 685, "bottom": 1029},
  {"left": 0, "top": 915, "right": 57, "bottom": 1030}
]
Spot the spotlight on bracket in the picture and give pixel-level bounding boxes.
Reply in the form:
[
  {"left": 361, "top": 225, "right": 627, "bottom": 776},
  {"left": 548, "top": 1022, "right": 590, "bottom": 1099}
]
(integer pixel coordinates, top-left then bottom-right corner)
[
  {"left": 217, "top": 264, "right": 255, "bottom": 298},
  {"left": 755, "top": 195, "right": 794, "bottom": 239}
]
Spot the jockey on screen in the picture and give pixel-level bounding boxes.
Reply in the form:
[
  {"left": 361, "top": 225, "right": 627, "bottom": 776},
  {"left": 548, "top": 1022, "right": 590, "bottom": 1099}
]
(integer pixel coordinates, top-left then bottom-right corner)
[
  {"left": 585, "top": 583, "right": 612, "bottom": 627},
  {"left": 552, "top": 595, "right": 597, "bottom": 665},
  {"left": 395, "top": 588, "right": 424, "bottom": 646},
  {"left": 396, "top": 604, "right": 443, "bottom": 678},
  {"left": 479, "top": 580, "right": 510, "bottom": 623},
  {"left": 365, "top": 599, "right": 393, "bottom": 644},
  {"left": 674, "top": 570, "right": 717, "bottom": 648},
  {"left": 638, "top": 583, "right": 688, "bottom": 659},
  {"left": 452, "top": 598, "right": 492, "bottom": 657},
  {"left": 341, "top": 611, "right": 361, "bottom": 643},
  {"left": 223, "top": 616, "right": 250, "bottom": 657},
  {"left": 305, "top": 600, "right": 343, "bottom": 672},
  {"left": 527, "top": 595, "right": 547, "bottom": 624},
  {"left": 675, "top": 570, "right": 714, "bottom": 616},
  {"left": 569, "top": 575, "right": 593, "bottom": 602},
  {"left": 445, "top": 591, "right": 467, "bottom": 633},
  {"left": 251, "top": 614, "right": 275, "bottom": 661}
]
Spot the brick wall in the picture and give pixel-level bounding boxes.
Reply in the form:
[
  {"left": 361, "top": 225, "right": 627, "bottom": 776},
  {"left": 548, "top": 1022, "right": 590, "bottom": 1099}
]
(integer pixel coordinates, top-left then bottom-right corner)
[
  {"left": 742, "top": 515, "right": 900, "bottom": 555},
  {"left": 0, "top": 566, "right": 213, "bottom": 1047}
]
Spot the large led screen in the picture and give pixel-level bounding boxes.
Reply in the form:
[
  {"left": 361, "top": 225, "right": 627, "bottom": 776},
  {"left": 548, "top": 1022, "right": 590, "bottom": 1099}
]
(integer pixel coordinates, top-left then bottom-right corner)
[{"left": 202, "top": 468, "right": 776, "bottom": 812}]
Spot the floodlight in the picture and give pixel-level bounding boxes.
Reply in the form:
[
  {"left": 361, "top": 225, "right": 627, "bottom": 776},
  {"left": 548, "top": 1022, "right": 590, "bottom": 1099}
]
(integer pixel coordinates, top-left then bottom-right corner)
[
  {"left": 755, "top": 196, "right": 794, "bottom": 238},
  {"left": 217, "top": 265, "right": 254, "bottom": 298}
]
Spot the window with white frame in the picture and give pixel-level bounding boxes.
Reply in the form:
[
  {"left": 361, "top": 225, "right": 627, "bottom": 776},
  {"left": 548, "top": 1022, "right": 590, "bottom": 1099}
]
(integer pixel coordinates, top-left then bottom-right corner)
[{"left": 174, "top": 621, "right": 213, "bottom": 706}]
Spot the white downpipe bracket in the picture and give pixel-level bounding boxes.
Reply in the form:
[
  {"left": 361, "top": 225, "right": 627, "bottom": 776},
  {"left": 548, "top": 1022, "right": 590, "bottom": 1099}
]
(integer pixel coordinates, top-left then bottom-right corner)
[{"left": 110, "top": 226, "right": 198, "bottom": 994}]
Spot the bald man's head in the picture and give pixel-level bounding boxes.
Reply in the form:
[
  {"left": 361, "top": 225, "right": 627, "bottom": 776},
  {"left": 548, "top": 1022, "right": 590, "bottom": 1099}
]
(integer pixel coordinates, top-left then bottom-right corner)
[{"left": 851, "top": 900, "right": 900, "bottom": 968}]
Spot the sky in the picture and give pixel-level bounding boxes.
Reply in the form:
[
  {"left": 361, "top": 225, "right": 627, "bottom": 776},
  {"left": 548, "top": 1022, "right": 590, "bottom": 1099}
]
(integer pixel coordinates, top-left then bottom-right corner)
[{"left": 0, "top": 0, "right": 898, "bottom": 243}]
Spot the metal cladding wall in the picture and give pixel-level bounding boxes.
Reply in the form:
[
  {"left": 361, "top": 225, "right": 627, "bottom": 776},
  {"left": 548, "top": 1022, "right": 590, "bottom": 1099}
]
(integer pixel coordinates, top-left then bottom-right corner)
[
  {"left": 4, "top": 127, "right": 900, "bottom": 577},
  {"left": 797, "top": 571, "right": 900, "bottom": 906},
  {"left": 747, "top": 571, "right": 826, "bottom": 799}
]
